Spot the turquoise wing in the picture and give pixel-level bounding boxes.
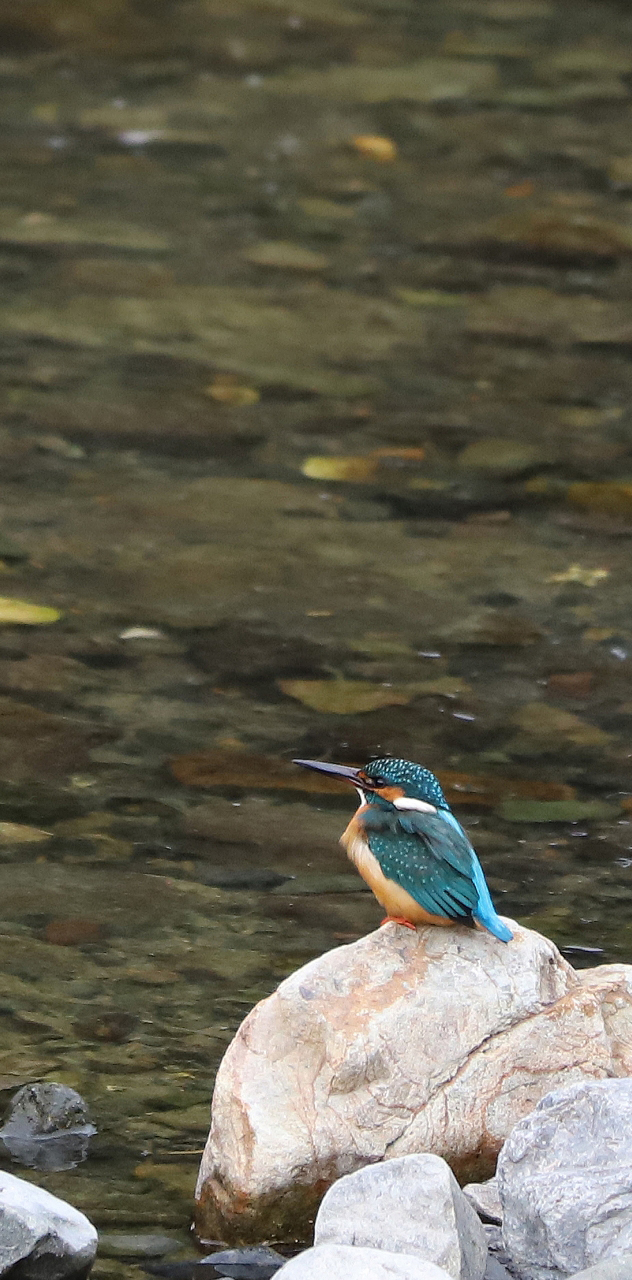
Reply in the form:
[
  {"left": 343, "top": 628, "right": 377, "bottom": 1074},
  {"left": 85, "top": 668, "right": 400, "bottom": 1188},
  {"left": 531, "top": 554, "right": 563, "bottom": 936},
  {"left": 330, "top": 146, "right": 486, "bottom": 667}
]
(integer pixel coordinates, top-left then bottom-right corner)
[{"left": 363, "top": 809, "right": 479, "bottom": 921}]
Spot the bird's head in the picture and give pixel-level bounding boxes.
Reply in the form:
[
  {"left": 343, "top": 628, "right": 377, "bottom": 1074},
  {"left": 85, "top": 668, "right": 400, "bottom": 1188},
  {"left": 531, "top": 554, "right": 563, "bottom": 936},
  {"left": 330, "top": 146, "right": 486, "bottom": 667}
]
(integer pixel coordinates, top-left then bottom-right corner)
[{"left": 293, "top": 755, "right": 447, "bottom": 813}]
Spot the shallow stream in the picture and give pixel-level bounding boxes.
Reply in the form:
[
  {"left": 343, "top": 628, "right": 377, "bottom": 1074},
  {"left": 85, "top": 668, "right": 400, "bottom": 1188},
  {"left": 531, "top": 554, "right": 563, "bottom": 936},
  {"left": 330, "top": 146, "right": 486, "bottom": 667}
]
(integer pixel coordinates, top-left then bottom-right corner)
[{"left": 1, "top": 0, "right": 632, "bottom": 1262}]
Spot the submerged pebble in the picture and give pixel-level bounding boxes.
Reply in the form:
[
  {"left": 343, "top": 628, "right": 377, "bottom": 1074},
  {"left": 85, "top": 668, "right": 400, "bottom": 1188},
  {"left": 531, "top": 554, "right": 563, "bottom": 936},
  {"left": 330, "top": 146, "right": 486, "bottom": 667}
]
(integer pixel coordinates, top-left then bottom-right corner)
[
  {"left": 457, "top": 440, "right": 545, "bottom": 479},
  {"left": 98, "top": 1234, "right": 185, "bottom": 1259},
  {"left": 244, "top": 243, "right": 330, "bottom": 272}
]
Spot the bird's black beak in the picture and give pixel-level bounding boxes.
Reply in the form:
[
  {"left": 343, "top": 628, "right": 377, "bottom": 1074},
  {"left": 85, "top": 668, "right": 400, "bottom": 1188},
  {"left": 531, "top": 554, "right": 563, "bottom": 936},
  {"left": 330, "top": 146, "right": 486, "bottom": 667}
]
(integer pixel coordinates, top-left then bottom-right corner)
[{"left": 293, "top": 758, "right": 363, "bottom": 785}]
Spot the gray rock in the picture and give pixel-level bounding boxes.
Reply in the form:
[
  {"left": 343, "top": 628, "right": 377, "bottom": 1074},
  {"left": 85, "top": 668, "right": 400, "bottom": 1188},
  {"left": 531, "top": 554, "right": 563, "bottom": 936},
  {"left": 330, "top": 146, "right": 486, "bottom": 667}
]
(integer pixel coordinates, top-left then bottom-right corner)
[
  {"left": 483, "top": 1228, "right": 521, "bottom": 1280},
  {"left": 464, "top": 1179, "right": 502, "bottom": 1226},
  {"left": 275, "top": 1244, "right": 453, "bottom": 1279},
  {"left": 97, "top": 1234, "right": 183, "bottom": 1259},
  {"left": 208, "top": 1246, "right": 286, "bottom": 1278},
  {"left": 1, "top": 1083, "right": 92, "bottom": 1135},
  {"left": 186, "top": 866, "right": 289, "bottom": 892},
  {"left": 484, "top": 1260, "right": 513, "bottom": 1280},
  {"left": 0, "top": 1083, "right": 96, "bottom": 1171},
  {"left": 0, "top": 1168, "right": 97, "bottom": 1278},
  {"left": 568, "top": 1258, "right": 632, "bottom": 1279},
  {"left": 315, "top": 1154, "right": 488, "bottom": 1280},
  {"left": 498, "top": 1078, "right": 632, "bottom": 1280}
]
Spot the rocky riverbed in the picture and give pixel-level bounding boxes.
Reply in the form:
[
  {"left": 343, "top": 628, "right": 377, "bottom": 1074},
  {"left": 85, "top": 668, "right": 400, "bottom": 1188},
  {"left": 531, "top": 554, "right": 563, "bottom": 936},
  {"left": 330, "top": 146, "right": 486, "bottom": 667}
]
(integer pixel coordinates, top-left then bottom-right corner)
[{"left": 2, "top": 0, "right": 632, "bottom": 1268}]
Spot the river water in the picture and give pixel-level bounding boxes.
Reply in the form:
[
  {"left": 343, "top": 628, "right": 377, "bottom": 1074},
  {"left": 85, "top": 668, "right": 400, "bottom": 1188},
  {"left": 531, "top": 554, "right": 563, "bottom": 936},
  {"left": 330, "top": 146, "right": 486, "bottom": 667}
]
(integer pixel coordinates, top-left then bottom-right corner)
[{"left": 1, "top": 0, "right": 632, "bottom": 1262}]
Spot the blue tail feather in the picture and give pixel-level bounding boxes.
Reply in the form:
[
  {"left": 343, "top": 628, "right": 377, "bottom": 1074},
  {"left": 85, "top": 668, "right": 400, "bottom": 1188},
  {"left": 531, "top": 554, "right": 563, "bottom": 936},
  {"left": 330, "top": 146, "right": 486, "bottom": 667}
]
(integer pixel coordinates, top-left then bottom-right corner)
[
  {"left": 470, "top": 853, "right": 513, "bottom": 942},
  {"left": 440, "top": 809, "right": 513, "bottom": 943}
]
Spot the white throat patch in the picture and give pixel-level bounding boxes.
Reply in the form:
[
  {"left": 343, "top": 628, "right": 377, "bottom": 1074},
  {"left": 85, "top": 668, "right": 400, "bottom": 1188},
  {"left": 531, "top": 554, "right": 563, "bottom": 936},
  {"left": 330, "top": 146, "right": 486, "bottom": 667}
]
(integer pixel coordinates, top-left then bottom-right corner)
[{"left": 392, "top": 796, "right": 437, "bottom": 813}]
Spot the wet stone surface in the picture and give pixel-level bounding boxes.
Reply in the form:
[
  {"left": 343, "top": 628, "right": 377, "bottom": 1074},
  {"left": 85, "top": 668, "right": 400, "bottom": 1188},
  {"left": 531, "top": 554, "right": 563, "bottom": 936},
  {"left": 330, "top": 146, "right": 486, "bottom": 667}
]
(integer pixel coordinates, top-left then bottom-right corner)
[{"left": 0, "top": 0, "right": 632, "bottom": 1253}]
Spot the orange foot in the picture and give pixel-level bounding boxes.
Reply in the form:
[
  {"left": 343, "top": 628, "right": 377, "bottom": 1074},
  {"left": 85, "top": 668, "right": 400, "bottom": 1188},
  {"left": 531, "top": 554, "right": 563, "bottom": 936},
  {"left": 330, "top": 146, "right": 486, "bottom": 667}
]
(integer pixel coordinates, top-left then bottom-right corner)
[{"left": 380, "top": 915, "right": 417, "bottom": 931}]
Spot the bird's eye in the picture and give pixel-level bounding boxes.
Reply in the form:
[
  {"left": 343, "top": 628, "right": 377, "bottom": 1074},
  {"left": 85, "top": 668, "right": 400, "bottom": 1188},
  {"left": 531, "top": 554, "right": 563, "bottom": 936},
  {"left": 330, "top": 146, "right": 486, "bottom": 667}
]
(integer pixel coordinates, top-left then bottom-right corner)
[{"left": 368, "top": 775, "right": 388, "bottom": 789}]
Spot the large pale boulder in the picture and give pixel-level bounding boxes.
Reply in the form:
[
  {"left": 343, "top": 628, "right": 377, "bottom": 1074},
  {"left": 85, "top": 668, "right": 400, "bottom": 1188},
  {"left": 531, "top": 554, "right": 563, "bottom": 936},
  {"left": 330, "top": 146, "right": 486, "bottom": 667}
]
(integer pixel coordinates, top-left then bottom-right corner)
[
  {"left": 274, "top": 1244, "right": 453, "bottom": 1279},
  {"left": 195, "top": 924, "right": 632, "bottom": 1242},
  {"left": 498, "top": 1078, "right": 632, "bottom": 1279},
  {"left": 314, "top": 1155, "right": 487, "bottom": 1280}
]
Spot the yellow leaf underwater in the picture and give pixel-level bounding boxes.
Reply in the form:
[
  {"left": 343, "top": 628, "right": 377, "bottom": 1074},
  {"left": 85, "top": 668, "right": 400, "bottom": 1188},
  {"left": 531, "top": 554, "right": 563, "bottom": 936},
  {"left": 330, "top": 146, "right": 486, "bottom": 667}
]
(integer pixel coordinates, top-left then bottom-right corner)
[
  {"left": 204, "top": 376, "right": 260, "bottom": 406},
  {"left": 351, "top": 135, "right": 397, "bottom": 162},
  {"left": 301, "top": 447, "right": 425, "bottom": 484},
  {"left": 278, "top": 676, "right": 470, "bottom": 713},
  {"left": 0, "top": 597, "right": 61, "bottom": 625},
  {"left": 547, "top": 564, "right": 609, "bottom": 587},
  {"left": 301, "top": 456, "right": 378, "bottom": 482}
]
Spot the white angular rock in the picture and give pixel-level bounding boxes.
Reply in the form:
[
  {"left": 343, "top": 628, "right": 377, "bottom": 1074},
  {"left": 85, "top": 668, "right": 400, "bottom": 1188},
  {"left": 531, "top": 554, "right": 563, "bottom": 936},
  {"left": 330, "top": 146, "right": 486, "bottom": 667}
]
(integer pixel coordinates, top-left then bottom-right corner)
[
  {"left": 577, "top": 965, "right": 632, "bottom": 1075},
  {"left": 0, "top": 1169, "right": 97, "bottom": 1278},
  {"left": 275, "top": 1243, "right": 453, "bottom": 1279},
  {"left": 498, "top": 1078, "right": 632, "bottom": 1280},
  {"left": 567, "top": 1260, "right": 632, "bottom": 1280},
  {"left": 196, "top": 923, "right": 632, "bottom": 1240},
  {"left": 314, "top": 1154, "right": 487, "bottom": 1280},
  {"left": 463, "top": 1178, "right": 502, "bottom": 1226}
]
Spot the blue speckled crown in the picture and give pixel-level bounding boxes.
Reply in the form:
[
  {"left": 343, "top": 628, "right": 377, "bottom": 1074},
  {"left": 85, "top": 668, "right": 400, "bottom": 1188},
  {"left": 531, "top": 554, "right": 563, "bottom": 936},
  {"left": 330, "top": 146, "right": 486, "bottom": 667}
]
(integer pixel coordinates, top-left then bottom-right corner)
[{"left": 364, "top": 756, "right": 448, "bottom": 809}]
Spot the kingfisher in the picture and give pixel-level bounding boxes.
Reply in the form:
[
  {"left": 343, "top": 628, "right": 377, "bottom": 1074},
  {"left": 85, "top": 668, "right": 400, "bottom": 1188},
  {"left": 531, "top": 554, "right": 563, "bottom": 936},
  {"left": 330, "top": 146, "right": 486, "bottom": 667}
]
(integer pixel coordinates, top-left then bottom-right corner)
[{"left": 293, "top": 755, "right": 513, "bottom": 942}]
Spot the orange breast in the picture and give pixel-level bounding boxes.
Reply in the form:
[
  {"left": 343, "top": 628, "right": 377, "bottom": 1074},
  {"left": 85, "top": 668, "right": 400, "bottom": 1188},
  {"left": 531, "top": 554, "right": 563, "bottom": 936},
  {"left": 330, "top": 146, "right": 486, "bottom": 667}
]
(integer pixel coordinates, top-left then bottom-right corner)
[{"left": 340, "top": 810, "right": 452, "bottom": 927}]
